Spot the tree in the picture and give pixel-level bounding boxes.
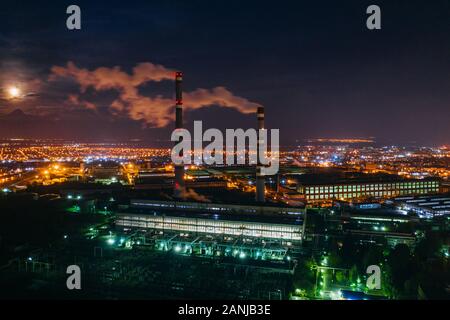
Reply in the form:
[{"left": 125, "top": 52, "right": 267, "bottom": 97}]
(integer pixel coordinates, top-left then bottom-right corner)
[
  {"left": 362, "top": 244, "right": 384, "bottom": 267},
  {"left": 292, "top": 257, "right": 316, "bottom": 297},
  {"left": 387, "top": 243, "right": 414, "bottom": 297}
]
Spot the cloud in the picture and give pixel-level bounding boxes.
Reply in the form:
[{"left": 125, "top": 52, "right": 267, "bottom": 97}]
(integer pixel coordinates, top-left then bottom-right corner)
[
  {"left": 50, "top": 61, "right": 261, "bottom": 127},
  {"left": 66, "top": 94, "right": 96, "bottom": 110}
]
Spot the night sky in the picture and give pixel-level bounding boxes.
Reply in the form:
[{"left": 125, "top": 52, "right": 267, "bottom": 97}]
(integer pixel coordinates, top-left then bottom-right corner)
[{"left": 0, "top": 0, "right": 449, "bottom": 146}]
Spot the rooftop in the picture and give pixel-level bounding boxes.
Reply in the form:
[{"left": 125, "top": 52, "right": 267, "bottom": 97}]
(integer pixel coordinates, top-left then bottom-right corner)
[{"left": 294, "top": 169, "right": 439, "bottom": 186}]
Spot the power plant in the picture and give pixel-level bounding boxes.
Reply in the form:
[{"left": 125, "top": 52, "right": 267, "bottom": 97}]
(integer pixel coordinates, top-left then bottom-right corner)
[
  {"left": 256, "top": 106, "right": 265, "bottom": 202},
  {"left": 173, "top": 71, "right": 185, "bottom": 198},
  {"left": 171, "top": 71, "right": 266, "bottom": 202}
]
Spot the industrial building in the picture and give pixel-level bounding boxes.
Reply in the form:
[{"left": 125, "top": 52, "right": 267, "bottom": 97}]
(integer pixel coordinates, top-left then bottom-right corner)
[
  {"left": 116, "top": 212, "right": 302, "bottom": 241},
  {"left": 130, "top": 199, "right": 304, "bottom": 215},
  {"left": 114, "top": 199, "right": 304, "bottom": 266},
  {"left": 392, "top": 194, "right": 450, "bottom": 218},
  {"left": 296, "top": 171, "right": 440, "bottom": 203}
]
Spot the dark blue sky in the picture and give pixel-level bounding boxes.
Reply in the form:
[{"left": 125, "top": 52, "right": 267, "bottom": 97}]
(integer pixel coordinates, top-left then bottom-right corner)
[{"left": 0, "top": 0, "right": 449, "bottom": 146}]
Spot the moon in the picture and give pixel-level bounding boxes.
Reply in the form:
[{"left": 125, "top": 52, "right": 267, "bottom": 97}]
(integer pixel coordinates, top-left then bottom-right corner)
[{"left": 8, "top": 86, "right": 21, "bottom": 98}]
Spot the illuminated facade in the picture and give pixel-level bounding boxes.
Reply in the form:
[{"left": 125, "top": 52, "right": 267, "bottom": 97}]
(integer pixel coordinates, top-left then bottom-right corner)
[
  {"left": 298, "top": 179, "right": 440, "bottom": 202},
  {"left": 130, "top": 199, "right": 304, "bottom": 215},
  {"left": 116, "top": 213, "right": 303, "bottom": 241}
]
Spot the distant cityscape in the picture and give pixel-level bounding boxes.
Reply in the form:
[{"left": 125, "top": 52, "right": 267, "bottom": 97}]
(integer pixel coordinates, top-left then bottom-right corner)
[
  {"left": 0, "top": 137, "right": 449, "bottom": 300},
  {"left": 1, "top": 0, "right": 449, "bottom": 304}
]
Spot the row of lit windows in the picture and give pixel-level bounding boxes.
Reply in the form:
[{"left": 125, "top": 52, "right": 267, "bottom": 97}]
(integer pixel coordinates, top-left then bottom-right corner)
[
  {"left": 125, "top": 215, "right": 297, "bottom": 232},
  {"left": 305, "top": 181, "right": 439, "bottom": 195},
  {"left": 306, "top": 188, "right": 437, "bottom": 200},
  {"left": 117, "top": 216, "right": 302, "bottom": 240},
  {"left": 132, "top": 201, "right": 303, "bottom": 215},
  {"left": 306, "top": 187, "right": 438, "bottom": 198}
]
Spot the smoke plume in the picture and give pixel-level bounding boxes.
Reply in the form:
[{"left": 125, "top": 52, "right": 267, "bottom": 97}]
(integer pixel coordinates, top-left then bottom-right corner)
[{"left": 50, "top": 62, "right": 261, "bottom": 127}]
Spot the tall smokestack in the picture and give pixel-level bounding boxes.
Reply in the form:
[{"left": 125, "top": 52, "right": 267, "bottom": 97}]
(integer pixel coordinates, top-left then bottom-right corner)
[
  {"left": 256, "top": 106, "right": 265, "bottom": 202},
  {"left": 174, "top": 71, "right": 185, "bottom": 198}
]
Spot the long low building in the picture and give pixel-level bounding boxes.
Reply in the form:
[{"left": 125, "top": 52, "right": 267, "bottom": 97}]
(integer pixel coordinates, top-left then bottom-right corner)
[
  {"left": 116, "top": 213, "right": 303, "bottom": 241},
  {"left": 116, "top": 199, "right": 304, "bottom": 242},
  {"left": 392, "top": 194, "right": 450, "bottom": 217},
  {"left": 295, "top": 172, "right": 440, "bottom": 203},
  {"left": 130, "top": 199, "right": 305, "bottom": 216},
  {"left": 115, "top": 200, "right": 304, "bottom": 264}
]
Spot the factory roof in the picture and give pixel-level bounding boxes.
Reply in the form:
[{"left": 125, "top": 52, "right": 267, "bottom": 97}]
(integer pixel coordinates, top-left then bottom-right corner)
[
  {"left": 295, "top": 170, "right": 439, "bottom": 186},
  {"left": 393, "top": 194, "right": 450, "bottom": 214},
  {"left": 119, "top": 208, "right": 304, "bottom": 226}
]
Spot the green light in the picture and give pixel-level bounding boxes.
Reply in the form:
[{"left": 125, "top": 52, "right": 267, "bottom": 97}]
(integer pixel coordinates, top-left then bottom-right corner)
[
  {"left": 67, "top": 195, "right": 73, "bottom": 199},
  {"left": 107, "top": 238, "right": 115, "bottom": 245},
  {"left": 330, "top": 290, "right": 342, "bottom": 300},
  {"left": 239, "top": 252, "right": 246, "bottom": 259},
  {"left": 174, "top": 245, "right": 182, "bottom": 252},
  {"left": 76, "top": 195, "right": 82, "bottom": 200},
  {"left": 286, "top": 256, "right": 291, "bottom": 261}
]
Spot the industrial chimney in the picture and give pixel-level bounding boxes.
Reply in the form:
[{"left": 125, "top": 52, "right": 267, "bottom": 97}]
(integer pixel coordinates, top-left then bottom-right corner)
[
  {"left": 256, "top": 106, "right": 265, "bottom": 202},
  {"left": 174, "top": 71, "right": 185, "bottom": 198}
]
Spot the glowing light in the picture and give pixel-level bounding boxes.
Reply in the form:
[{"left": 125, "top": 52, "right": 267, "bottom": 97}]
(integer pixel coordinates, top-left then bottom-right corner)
[
  {"left": 107, "top": 238, "right": 115, "bottom": 245},
  {"left": 8, "top": 86, "right": 21, "bottom": 98}
]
